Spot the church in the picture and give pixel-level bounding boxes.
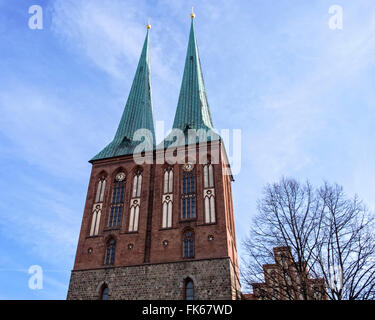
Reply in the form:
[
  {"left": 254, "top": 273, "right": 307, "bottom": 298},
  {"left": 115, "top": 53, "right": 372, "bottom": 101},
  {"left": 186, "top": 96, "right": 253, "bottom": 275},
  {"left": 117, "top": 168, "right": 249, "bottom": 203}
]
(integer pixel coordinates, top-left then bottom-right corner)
[{"left": 67, "top": 12, "right": 241, "bottom": 300}]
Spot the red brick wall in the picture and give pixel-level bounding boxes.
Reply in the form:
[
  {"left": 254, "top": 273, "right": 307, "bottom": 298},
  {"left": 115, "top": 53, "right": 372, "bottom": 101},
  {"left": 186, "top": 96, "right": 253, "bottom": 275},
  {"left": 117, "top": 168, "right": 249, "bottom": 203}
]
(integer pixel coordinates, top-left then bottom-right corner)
[{"left": 68, "top": 141, "right": 241, "bottom": 299}]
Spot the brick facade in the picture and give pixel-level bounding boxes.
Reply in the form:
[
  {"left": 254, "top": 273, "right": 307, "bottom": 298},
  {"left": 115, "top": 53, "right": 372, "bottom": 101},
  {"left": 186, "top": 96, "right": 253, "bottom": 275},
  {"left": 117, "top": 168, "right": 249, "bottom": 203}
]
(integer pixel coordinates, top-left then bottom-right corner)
[{"left": 67, "top": 142, "right": 241, "bottom": 300}]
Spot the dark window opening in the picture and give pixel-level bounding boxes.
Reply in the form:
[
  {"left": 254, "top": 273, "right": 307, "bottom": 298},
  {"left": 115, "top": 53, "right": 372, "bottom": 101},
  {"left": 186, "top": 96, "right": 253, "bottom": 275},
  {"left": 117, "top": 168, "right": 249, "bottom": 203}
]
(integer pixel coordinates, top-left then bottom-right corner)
[
  {"left": 181, "top": 171, "right": 196, "bottom": 219},
  {"left": 100, "top": 285, "right": 109, "bottom": 300},
  {"left": 183, "top": 231, "right": 194, "bottom": 258},
  {"left": 105, "top": 239, "right": 116, "bottom": 265},
  {"left": 184, "top": 279, "right": 194, "bottom": 300}
]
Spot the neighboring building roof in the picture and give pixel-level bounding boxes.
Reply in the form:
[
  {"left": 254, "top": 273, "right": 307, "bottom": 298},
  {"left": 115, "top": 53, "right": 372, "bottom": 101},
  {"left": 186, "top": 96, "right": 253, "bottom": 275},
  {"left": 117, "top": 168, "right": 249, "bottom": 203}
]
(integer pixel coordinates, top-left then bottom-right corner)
[
  {"left": 247, "top": 246, "right": 328, "bottom": 300},
  {"left": 91, "top": 28, "right": 155, "bottom": 161}
]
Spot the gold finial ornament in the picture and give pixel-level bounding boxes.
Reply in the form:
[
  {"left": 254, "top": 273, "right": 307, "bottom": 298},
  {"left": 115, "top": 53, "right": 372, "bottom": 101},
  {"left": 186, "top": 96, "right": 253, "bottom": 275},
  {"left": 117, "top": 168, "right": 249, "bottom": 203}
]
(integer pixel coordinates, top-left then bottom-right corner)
[
  {"left": 146, "top": 18, "right": 151, "bottom": 29},
  {"left": 190, "top": 6, "right": 195, "bottom": 19}
]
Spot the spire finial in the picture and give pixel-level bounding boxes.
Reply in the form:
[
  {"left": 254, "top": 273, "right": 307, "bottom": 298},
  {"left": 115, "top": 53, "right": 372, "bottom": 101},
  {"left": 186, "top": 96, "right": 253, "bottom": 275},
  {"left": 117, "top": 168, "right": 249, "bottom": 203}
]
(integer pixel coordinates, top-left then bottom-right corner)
[
  {"left": 146, "top": 18, "right": 151, "bottom": 29},
  {"left": 190, "top": 7, "right": 195, "bottom": 19}
]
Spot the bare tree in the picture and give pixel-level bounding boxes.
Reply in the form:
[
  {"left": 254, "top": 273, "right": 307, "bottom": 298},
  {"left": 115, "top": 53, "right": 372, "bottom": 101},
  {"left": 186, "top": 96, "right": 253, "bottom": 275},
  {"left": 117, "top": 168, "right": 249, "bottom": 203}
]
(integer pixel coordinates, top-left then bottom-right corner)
[{"left": 242, "top": 177, "right": 375, "bottom": 300}]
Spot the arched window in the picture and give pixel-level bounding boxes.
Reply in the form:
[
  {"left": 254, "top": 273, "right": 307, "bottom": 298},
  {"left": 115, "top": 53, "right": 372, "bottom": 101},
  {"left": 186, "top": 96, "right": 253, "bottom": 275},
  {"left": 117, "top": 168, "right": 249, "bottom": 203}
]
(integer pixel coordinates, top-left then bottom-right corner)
[
  {"left": 203, "top": 163, "right": 216, "bottom": 224},
  {"left": 162, "top": 167, "right": 173, "bottom": 229},
  {"left": 132, "top": 170, "right": 142, "bottom": 198},
  {"left": 183, "top": 231, "right": 194, "bottom": 258},
  {"left": 129, "top": 170, "right": 142, "bottom": 232},
  {"left": 184, "top": 278, "right": 194, "bottom": 300},
  {"left": 129, "top": 199, "right": 140, "bottom": 232},
  {"left": 203, "top": 163, "right": 214, "bottom": 188},
  {"left": 163, "top": 167, "right": 173, "bottom": 194},
  {"left": 90, "top": 176, "right": 106, "bottom": 236},
  {"left": 95, "top": 176, "right": 106, "bottom": 203},
  {"left": 109, "top": 173, "right": 125, "bottom": 227},
  {"left": 90, "top": 203, "right": 102, "bottom": 236},
  {"left": 181, "top": 171, "right": 196, "bottom": 220},
  {"left": 105, "top": 239, "right": 116, "bottom": 265},
  {"left": 100, "top": 284, "right": 109, "bottom": 300}
]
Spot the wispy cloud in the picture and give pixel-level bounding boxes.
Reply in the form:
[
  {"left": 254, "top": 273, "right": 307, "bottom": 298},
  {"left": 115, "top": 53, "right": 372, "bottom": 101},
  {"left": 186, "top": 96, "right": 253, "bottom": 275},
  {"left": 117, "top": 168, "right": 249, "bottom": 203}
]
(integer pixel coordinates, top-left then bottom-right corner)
[{"left": 1, "top": 0, "right": 375, "bottom": 299}]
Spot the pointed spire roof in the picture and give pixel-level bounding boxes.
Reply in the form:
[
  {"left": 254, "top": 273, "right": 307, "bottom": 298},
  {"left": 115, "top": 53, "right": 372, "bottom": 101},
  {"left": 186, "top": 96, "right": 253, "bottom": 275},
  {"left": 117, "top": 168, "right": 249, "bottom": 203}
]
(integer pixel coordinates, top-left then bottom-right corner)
[
  {"left": 91, "top": 28, "right": 155, "bottom": 161},
  {"left": 159, "top": 16, "right": 219, "bottom": 149},
  {"left": 172, "top": 19, "right": 214, "bottom": 131}
]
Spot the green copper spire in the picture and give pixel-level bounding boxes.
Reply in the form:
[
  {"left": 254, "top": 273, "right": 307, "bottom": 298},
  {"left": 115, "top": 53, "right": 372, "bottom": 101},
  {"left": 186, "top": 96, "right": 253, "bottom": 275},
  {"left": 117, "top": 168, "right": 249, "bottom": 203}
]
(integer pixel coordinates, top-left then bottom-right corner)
[
  {"left": 159, "top": 17, "right": 219, "bottom": 149},
  {"left": 91, "top": 28, "right": 155, "bottom": 161},
  {"left": 172, "top": 19, "right": 214, "bottom": 131}
]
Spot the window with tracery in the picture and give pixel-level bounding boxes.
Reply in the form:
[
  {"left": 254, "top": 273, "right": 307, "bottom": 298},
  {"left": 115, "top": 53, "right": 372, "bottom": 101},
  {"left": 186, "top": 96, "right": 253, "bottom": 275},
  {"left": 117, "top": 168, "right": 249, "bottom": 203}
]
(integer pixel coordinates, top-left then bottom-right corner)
[
  {"left": 203, "top": 163, "right": 215, "bottom": 224},
  {"left": 162, "top": 167, "right": 173, "bottom": 228},
  {"left": 108, "top": 173, "right": 125, "bottom": 227},
  {"left": 90, "top": 176, "right": 106, "bottom": 236},
  {"left": 181, "top": 170, "right": 196, "bottom": 220},
  {"left": 129, "top": 170, "right": 142, "bottom": 232}
]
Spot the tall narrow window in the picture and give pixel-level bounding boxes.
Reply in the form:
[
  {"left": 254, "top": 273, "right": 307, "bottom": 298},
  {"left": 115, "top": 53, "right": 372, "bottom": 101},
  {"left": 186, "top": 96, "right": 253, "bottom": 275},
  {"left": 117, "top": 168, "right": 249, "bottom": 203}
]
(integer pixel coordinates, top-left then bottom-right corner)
[
  {"left": 90, "top": 176, "right": 106, "bottom": 236},
  {"left": 100, "top": 285, "right": 109, "bottom": 300},
  {"left": 203, "top": 163, "right": 216, "bottom": 224},
  {"left": 108, "top": 173, "right": 125, "bottom": 227},
  {"left": 95, "top": 177, "right": 106, "bottom": 203},
  {"left": 162, "top": 167, "right": 173, "bottom": 228},
  {"left": 129, "top": 170, "right": 142, "bottom": 232},
  {"left": 184, "top": 279, "right": 194, "bottom": 300},
  {"left": 132, "top": 171, "right": 142, "bottom": 198},
  {"left": 105, "top": 239, "right": 116, "bottom": 265},
  {"left": 90, "top": 203, "right": 102, "bottom": 236},
  {"left": 183, "top": 231, "right": 194, "bottom": 258},
  {"left": 164, "top": 167, "right": 173, "bottom": 194},
  {"left": 181, "top": 170, "right": 196, "bottom": 220},
  {"left": 203, "top": 163, "right": 214, "bottom": 188}
]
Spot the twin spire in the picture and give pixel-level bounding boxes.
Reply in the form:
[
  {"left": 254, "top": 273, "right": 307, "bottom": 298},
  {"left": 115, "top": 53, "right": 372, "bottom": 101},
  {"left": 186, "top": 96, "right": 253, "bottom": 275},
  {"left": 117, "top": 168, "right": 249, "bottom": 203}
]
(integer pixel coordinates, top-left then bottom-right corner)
[{"left": 92, "top": 14, "right": 216, "bottom": 161}]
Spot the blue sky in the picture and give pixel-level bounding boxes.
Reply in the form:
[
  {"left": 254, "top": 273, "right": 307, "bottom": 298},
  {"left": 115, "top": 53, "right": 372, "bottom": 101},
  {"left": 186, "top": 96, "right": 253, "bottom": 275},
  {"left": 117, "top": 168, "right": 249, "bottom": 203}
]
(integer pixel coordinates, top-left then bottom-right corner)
[{"left": 0, "top": 0, "right": 374, "bottom": 299}]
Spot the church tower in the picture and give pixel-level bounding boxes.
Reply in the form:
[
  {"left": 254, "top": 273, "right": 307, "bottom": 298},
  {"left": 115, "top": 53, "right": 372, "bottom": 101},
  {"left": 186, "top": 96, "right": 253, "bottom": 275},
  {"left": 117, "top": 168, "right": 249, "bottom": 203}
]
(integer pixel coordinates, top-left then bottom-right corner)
[{"left": 67, "top": 15, "right": 241, "bottom": 300}]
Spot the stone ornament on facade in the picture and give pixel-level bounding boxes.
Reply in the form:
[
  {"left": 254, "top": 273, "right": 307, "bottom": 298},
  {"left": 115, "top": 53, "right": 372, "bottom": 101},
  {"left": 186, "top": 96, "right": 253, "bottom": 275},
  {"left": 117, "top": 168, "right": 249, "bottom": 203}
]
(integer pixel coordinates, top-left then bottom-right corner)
[
  {"left": 183, "top": 162, "right": 194, "bottom": 172},
  {"left": 115, "top": 172, "right": 125, "bottom": 182}
]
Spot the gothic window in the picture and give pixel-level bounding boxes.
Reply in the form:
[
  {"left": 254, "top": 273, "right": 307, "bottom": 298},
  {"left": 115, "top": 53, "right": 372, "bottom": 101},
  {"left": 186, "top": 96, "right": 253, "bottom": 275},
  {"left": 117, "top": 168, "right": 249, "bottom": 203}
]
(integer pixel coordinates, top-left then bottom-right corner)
[
  {"left": 163, "top": 167, "right": 173, "bottom": 194},
  {"left": 183, "top": 231, "right": 194, "bottom": 258},
  {"left": 105, "top": 239, "right": 116, "bottom": 265},
  {"left": 90, "top": 176, "right": 106, "bottom": 236},
  {"left": 100, "top": 285, "right": 109, "bottom": 300},
  {"left": 129, "top": 170, "right": 142, "bottom": 232},
  {"left": 95, "top": 177, "right": 106, "bottom": 203},
  {"left": 90, "top": 203, "right": 102, "bottom": 236},
  {"left": 203, "top": 163, "right": 214, "bottom": 188},
  {"left": 203, "top": 163, "right": 215, "bottom": 224},
  {"left": 184, "top": 278, "right": 194, "bottom": 300},
  {"left": 162, "top": 167, "right": 173, "bottom": 228},
  {"left": 129, "top": 199, "right": 140, "bottom": 232},
  {"left": 108, "top": 175, "right": 125, "bottom": 227},
  {"left": 181, "top": 171, "right": 196, "bottom": 220},
  {"left": 132, "top": 170, "right": 142, "bottom": 198}
]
